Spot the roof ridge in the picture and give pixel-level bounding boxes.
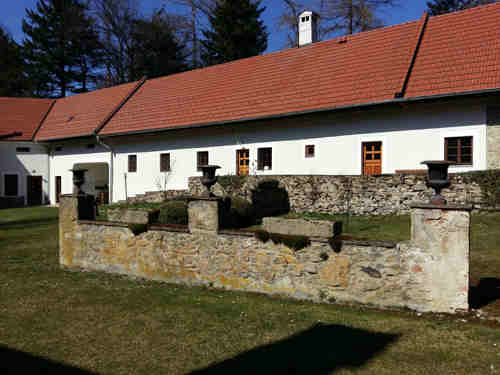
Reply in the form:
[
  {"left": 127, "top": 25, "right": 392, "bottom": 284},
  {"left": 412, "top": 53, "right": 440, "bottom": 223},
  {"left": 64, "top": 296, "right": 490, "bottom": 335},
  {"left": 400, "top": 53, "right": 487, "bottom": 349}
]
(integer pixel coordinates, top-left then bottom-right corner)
[
  {"left": 395, "top": 12, "right": 429, "bottom": 99},
  {"left": 93, "top": 77, "right": 147, "bottom": 135},
  {"left": 31, "top": 100, "right": 57, "bottom": 141}
]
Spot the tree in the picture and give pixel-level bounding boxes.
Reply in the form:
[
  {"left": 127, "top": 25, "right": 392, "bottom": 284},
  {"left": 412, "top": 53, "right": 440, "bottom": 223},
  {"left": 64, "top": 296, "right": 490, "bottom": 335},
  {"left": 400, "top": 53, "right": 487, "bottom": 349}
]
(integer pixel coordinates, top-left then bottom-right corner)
[
  {"left": 277, "top": 0, "right": 396, "bottom": 49},
  {"left": 90, "top": 0, "right": 139, "bottom": 86},
  {"left": 0, "top": 26, "right": 31, "bottom": 97},
  {"left": 201, "top": 0, "right": 268, "bottom": 66},
  {"left": 129, "top": 10, "right": 187, "bottom": 80},
  {"left": 167, "top": 0, "right": 216, "bottom": 69},
  {"left": 277, "top": 0, "right": 304, "bottom": 48},
  {"left": 22, "top": 0, "right": 103, "bottom": 97},
  {"left": 426, "top": 0, "right": 497, "bottom": 15}
]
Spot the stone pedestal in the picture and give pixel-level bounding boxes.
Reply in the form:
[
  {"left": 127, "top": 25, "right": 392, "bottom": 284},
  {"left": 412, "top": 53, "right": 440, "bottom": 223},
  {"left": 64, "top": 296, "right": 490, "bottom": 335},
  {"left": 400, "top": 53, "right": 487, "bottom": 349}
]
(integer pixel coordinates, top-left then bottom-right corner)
[
  {"left": 188, "top": 198, "right": 222, "bottom": 234},
  {"left": 409, "top": 203, "right": 472, "bottom": 312}
]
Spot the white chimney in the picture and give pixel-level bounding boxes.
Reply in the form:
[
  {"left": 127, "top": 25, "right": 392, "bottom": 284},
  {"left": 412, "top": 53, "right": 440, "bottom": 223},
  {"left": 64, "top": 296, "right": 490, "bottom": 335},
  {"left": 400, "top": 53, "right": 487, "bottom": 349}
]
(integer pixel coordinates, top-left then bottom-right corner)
[{"left": 298, "top": 11, "right": 319, "bottom": 47}]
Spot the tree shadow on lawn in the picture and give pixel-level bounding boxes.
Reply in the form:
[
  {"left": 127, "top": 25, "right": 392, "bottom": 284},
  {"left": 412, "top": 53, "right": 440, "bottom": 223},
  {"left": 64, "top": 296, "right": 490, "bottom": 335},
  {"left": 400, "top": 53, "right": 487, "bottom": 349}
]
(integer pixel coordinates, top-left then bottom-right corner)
[
  {"left": 0, "top": 345, "right": 97, "bottom": 375},
  {"left": 190, "top": 323, "right": 400, "bottom": 375},
  {"left": 469, "top": 277, "right": 500, "bottom": 310},
  {"left": 0, "top": 218, "right": 58, "bottom": 230}
]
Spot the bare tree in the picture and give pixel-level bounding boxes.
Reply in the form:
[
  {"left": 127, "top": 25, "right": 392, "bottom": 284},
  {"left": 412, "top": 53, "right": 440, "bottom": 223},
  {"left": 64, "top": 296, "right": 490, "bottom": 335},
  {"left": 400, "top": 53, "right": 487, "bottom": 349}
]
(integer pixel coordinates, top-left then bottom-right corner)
[
  {"left": 277, "top": 0, "right": 397, "bottom": 49},
  {"left": 277, "top": 0, "right": 304, "bottom": 48},
  {"left": 167, "top": 0, "right": 216, "bottom": 68}
]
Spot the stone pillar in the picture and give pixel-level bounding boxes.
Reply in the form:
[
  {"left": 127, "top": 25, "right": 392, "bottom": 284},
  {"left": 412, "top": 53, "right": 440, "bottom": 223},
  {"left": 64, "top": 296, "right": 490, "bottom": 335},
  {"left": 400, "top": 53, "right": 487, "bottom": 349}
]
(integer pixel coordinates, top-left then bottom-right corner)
[
  {"left": 408, "top": 203, "right": 471, "bottom": 313},
  {"left": 188, "top": 198, "right": 222, "bottom": 234},
  {"left": 59, "top": 195, "right": 79, "bottom": 267}
]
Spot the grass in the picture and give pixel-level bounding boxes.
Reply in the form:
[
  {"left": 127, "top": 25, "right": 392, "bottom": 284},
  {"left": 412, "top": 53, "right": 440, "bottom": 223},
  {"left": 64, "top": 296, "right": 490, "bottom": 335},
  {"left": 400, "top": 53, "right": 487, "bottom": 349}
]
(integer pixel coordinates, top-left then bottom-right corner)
[{"left": 0, "top": 207, "right": 499, "bottom": 374}]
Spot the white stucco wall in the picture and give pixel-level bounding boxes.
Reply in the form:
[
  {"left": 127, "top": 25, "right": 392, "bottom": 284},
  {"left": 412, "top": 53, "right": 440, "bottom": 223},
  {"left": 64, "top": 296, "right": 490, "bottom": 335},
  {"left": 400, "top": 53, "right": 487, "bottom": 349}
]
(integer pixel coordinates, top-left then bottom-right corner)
[
  {"left": 0, "top": 141, "right": 49, "bottom": 204},
  {"left": 47, "top": 99, "right": 488, "bottom": 204}
]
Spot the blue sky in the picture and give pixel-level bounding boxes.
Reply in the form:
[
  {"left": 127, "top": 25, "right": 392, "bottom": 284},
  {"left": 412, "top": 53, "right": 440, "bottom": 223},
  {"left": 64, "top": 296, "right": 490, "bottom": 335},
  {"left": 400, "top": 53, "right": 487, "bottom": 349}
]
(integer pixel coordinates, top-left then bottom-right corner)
[{"left": 1, "top": 0, "right": 429, "bottom": 53}]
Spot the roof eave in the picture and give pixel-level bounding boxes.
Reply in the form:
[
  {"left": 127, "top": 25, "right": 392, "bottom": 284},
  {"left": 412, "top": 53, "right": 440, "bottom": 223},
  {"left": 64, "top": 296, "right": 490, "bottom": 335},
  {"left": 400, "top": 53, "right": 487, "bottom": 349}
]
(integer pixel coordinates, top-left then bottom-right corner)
[{"left": 98, "top": 87, "right": 500, "bottom": 139}]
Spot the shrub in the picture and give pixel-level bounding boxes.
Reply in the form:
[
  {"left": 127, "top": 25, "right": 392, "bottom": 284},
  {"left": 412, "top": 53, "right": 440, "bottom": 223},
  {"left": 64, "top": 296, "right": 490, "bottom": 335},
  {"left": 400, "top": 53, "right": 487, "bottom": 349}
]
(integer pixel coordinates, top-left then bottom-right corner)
[
  {"left": 220, "top": 196, "right": 255, "bottom": 229},
  {"left": 128, "top": 223, "right": 148, "bottom": 236},
  {"left": 254, "top": 230, "right": 270, "bottom": 243},
  {"left": 251, "top": 179, "right": 290, "bottom": 220},
  {"left": 158, "top": 200, "right": 188, "bottom": 225}
]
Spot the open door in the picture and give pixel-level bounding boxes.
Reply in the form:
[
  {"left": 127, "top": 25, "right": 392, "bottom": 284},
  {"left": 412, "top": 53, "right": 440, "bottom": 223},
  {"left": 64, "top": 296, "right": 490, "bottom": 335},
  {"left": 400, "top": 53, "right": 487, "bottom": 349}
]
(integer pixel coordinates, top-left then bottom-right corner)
[
  {"left": 362, "top": 142, "right": 382, "bottom": 175},
  {"left": 27, "top": 176, "right": 43, "bottom": 206}
]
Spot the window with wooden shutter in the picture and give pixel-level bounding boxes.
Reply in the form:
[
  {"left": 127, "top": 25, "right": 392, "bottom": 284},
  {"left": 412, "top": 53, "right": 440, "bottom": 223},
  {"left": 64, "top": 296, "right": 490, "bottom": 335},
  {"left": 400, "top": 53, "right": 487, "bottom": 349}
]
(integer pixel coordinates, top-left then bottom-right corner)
[
  {"left": 258, "top": 148, "right": 272, "bottom": 170},
  {"left": 445, "top": 137, "right": 472, "bottom": 165},
  {"left": 197, "top": 151, "right": 208, "bottom": 171},
  {"left": 128, "top": 155, "right": 137, "bottom": 173},
  {"left": 160, "top": 153, "right": 171, "bottom": 172}
]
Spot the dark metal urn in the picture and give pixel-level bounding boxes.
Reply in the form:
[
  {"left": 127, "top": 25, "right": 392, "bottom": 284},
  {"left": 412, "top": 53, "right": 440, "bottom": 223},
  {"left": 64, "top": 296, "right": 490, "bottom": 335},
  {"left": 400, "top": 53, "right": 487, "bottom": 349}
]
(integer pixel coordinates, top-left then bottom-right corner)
[
  {"left": 421, "top": 160, "right": 453, "bottom": 205},
  {"left": 200, "top": 165, "right": 221, "bottom": 197},
  {"left": 69, "top": 169, "right": 88, "bottom": 195}
]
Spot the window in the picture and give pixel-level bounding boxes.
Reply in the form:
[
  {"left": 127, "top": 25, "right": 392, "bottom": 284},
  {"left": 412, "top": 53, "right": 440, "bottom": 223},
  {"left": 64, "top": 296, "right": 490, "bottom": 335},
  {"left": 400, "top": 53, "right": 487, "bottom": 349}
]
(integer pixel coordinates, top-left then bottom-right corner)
[
  {"left": 56, "top": 176, "right": 61, "bottom": 203},
  {"left": 16, "top": 147, "right": 30, "bottom": 153},
  {"left": 128, "top": 155, "right": 137, "bottom": 172},
  {"left": 305, "top": 145, "right": 315, "bottom": 158},
  {"left": 4, "top": 174, "right": 18, "bottom": 196},
  {"left": 445, "top": 137, "right": 472, "bottom": 165},
  {"left": 160, "top": 153, "right": 171, "bottom": 172},
  {"left": 258, "top": 148, "right": 272, "bottom": 170},
  {"left": 197, "top": 151, "right": 208, "bottom": 171}
]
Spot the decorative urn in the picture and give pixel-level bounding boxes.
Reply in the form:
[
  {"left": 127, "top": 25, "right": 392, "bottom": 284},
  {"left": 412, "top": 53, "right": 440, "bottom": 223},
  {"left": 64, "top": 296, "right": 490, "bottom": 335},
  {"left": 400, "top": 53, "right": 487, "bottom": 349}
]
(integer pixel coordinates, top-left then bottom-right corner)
[
  {"left": 200, "top": 165, "right": 221, "bottom": 197},
  {"left": 421, "top": 160, "right": 453, "bottom": 205},
  {"left": 69, "top": 169, "right": 88, "bottom": 195}
]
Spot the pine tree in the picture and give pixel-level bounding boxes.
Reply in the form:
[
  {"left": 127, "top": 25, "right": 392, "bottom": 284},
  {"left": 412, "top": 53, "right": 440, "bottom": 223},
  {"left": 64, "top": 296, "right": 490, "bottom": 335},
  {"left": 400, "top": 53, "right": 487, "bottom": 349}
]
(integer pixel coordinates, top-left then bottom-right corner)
[
  {"left": 129, "top": 10, "right": 188, "bottom": 80},
  {"left": 0, "top": 27, "right": 31, "bottom": 97},
  {"left": 426, "top": 0, "right": 497, "bottom": 15},
  {"left": 201, "top": 0, "right": 268, "bottom": 66},
  {"left": 22, "top": 0, "right": 102, "bottom": 97}
]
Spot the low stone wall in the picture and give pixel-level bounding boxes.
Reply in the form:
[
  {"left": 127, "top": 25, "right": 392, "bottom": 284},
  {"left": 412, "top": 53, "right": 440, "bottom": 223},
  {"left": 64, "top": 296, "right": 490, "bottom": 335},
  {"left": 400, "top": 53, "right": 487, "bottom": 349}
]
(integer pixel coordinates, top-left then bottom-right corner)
[
  {"left": 189, "top": 174, "right": 482, "bottom": 215},
  {"left": 59, "top": 195, "right": 471, "bottom": 313},
  {"left": 122, "top": 189, "right": 188, "bottom": 204}
]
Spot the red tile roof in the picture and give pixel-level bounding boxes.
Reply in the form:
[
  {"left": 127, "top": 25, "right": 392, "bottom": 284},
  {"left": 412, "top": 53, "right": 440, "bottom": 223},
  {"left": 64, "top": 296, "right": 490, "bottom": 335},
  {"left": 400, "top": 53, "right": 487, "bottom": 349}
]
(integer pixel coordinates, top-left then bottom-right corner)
[
  {"left": 35, "top": 81, "right": 143, "bottom": 141},
  {"left": 406, "top": 3, "right": 500, "bottom": 97},
  {"left": 100, "top": 20, "right": 421, "bottom": 135},
  {"left": 0, "top": 98, "right": 54, "bottom": 141},
  {"left": 19, "top": 2, "right": 500, "bottom": 141}
]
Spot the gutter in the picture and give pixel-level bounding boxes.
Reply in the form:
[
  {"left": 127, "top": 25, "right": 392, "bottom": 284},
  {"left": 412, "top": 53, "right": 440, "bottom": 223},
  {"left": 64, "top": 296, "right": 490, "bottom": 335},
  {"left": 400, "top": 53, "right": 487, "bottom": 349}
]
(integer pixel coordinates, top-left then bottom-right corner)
[
  {"left": 0, "top": 131, "right": 22, "bottom": 140},
  {"left": 98, "top": 87, "right": 500, "bottom": 139}
]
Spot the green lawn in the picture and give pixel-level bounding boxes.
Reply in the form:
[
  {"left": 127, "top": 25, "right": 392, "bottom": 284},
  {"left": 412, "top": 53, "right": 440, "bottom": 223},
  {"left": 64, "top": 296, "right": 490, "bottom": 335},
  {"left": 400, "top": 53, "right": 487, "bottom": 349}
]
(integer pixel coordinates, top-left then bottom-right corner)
[{"left": 0, "top": 207, "right": 499, "bottom": 374}]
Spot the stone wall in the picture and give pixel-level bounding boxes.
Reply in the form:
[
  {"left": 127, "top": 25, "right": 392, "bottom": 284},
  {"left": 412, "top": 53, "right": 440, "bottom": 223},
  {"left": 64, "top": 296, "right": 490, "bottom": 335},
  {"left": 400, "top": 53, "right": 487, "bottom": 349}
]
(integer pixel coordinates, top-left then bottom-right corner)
[
  {"left": 487, "top": 106, "right": 500, "bottom": 169},
  {"left": 60, "top": 195, "right": 471, "bottom": 313},
  {"left": 189, "top": 174, "right": 481, "bottom": 215}
]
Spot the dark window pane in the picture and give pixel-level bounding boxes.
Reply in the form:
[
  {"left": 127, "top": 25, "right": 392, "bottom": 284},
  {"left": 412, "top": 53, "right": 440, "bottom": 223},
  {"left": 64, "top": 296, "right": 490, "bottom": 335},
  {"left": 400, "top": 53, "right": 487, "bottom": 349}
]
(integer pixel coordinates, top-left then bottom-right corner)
[
  {"left": 5, "top": 174, "right": 18, "bottom": 196},
  {"left": 374, "top": 154, "right": 381, "bottom": 160},
  {"left": 128, "top": 155, "right": 137, "bottom": 172},
  {"left": 160, "top": 153, "right": 170, "bottom": 172},
  {"left": 197, "top": 151, "right": 208, "bottom": 171},
  {"left": 366, "top": 154, "right": 372, "bottom": 160},
  {"left": 445, "top": 136, "right": 473, "bottom": 164},
  {"left": 258, "top": 148, "right": 272, "bottom": 170}
]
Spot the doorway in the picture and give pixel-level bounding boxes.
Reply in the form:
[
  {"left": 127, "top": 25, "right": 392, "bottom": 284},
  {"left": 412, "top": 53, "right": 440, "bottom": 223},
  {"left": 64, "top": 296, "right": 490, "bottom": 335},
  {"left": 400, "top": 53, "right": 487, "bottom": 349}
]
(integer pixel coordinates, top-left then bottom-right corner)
[
  {"left": 237, "top": 149, "right": 250, "bottom": 176},
  {"left": 362, "top": 142, "right": 382, "bottom": 175},
  {"left": 27, "top": 176, "right": 43, "bottom": 206}
]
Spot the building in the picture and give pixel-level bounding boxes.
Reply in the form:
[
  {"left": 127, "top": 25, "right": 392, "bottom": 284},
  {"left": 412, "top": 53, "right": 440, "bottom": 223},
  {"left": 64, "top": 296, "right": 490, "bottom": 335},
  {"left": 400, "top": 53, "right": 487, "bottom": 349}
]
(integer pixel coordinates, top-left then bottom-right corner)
[{"left": 1, "top": 4, "right": 500, "bottom": 206}]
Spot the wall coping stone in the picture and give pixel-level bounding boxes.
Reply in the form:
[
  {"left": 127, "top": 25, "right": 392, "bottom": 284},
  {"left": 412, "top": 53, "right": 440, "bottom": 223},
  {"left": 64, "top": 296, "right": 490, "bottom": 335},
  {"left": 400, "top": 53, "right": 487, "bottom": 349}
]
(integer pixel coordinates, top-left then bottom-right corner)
[
  {"left": 339, "top": 239, "right": 398, "bottom": 249},
  {"left": 149, "top": 224, "right": 190, "bottom": 233},
  {"left": 410, "top": 203, "right": 473, "bottom": 211},
  {"left": 79, "top": 220, "right": 129, "bottom": 228},
  {"left": 218, "top": 229, "right": 256, "bottom": 237}
]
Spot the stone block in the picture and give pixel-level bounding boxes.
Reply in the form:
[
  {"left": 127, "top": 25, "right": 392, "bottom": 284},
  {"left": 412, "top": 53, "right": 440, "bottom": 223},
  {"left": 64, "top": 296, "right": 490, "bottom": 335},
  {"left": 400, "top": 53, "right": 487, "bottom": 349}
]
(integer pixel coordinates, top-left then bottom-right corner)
[
  {"left": 263, "top": 217, "right": 341, "bottom": 238},
  {"left": 108, "top": 208, "right": 159, "bottom": 224},
  {"left": 188, "top": 199, "right": 221, "bottom": 233},
  {"left": 319, "top": 256, "right": 350, "bottom": 288}
]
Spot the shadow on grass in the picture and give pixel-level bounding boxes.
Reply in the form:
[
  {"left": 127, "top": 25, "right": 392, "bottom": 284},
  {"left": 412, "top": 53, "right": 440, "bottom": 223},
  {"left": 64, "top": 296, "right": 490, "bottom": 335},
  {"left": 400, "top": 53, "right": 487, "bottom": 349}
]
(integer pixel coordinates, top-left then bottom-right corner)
[
  {"left": 0, "top": 218, "right": 58, "bottom": 230},
  {"left": 469, "top": 278, "right": 500, "bottom": 309},
  {"left": 0, "top": 345, "right": 97, "bottom": 374},
  {"left": 190, "top": 323, "right": 400, "bottom": 375}
]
